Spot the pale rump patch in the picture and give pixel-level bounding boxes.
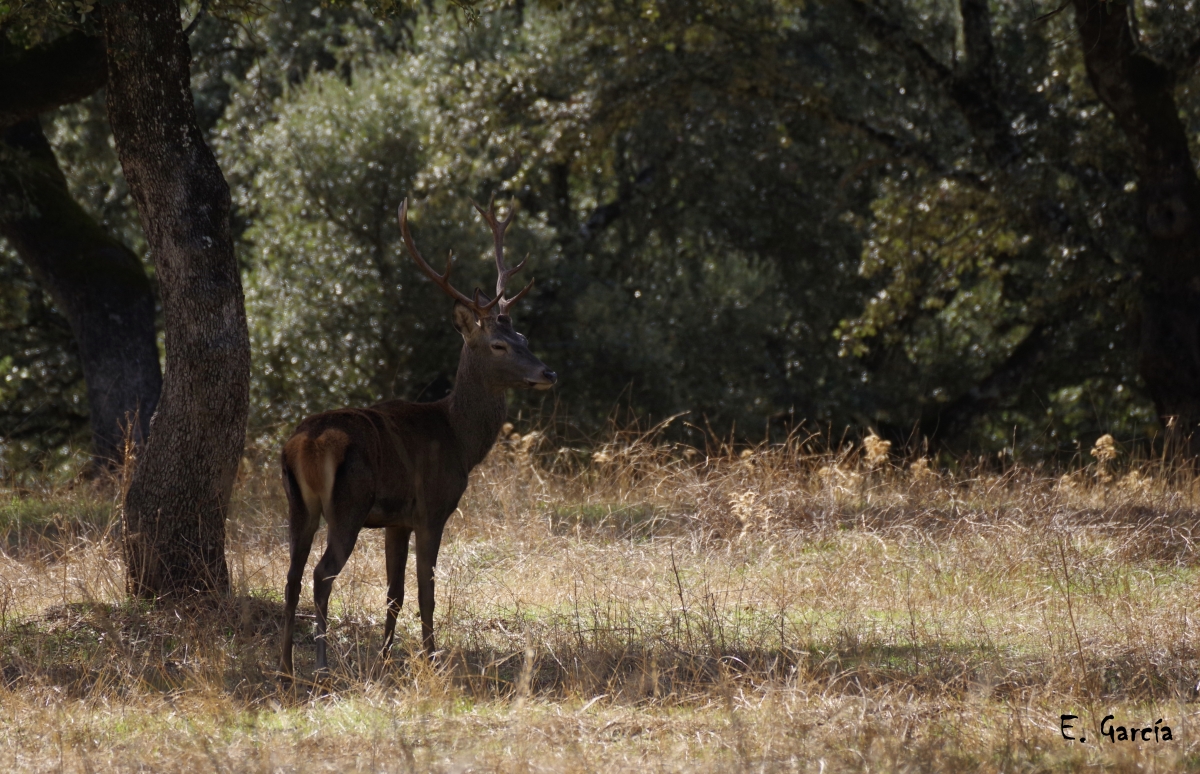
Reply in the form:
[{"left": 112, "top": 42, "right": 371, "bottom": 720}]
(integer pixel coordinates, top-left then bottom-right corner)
[{"left": 284, "top": 429, "right": 351, "bottom": 519}]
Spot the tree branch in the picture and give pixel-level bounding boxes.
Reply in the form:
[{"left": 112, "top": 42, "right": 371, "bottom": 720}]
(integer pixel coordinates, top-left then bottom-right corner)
[
  {"left": 183, "top": 0, "right": 210, "bottom": 37},
  {"left": 850, "top": 0, "right": 954, "bottom": 84},
  {"left": 835, "top": 116, "right": 987, "bottom": 188},
  {"left": 0, "top": 32, "right": 107, "bottom": 130},
  {"left": 852, "top": 0, "right": 1019, "bottom": 167}
]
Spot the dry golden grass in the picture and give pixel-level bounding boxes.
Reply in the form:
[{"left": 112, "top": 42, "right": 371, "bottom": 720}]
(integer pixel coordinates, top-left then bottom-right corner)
[{"left": 3, "top": 430, "right": 1200, "bottom": 772}]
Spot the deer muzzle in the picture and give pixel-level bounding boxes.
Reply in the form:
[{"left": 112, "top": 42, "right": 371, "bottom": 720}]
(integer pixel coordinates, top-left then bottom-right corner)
[{"left": 527, "top": 369, "right": 557, "bottom": 390}]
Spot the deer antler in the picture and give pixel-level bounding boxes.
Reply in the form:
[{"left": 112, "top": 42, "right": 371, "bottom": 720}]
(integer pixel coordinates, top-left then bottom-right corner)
[
  {"left": 399, "top": 196, "right": 534, "bottom": 317},
  {"left": 398, "top": 198, "right": 479, "bottom": 310},
  {"left": 470, "top": 194, "right": 533, "bottom": 316}
]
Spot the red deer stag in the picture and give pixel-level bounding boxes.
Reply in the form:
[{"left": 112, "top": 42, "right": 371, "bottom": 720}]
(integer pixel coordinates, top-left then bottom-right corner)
[{"left": 279, "top": 196, "right": 556, "bottom": 680}]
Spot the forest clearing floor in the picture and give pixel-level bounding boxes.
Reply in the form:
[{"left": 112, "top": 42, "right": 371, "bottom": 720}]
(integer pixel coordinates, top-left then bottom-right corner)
[{"left": 3, "top": 433, "right": 1200, "bottom": 772}]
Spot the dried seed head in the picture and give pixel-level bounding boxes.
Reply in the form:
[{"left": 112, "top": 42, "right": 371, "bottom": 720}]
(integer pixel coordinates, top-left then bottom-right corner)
[
  {"left": 1091, "top": 434, "right": 1117, "bottom": 464},
  {"left": 863, "top": 433, "right": 891, "bottom": 468},
  {"left": 519, "top": 431, "right": 544, "bottom": 454},
  {"left": 909, "top": 457, "right": 934, "bottom": 481},
  {"left": 1118, "top": 470, "right": 1152, "bottom": 494},
  {"left": 818, "top": 465, "right": 839, "bottom": 481},
  {"left": 729, "top": 490, "right": 772, "bottom": 538}
]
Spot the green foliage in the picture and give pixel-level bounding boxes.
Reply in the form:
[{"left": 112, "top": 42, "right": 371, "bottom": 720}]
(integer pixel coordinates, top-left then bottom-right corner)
[
  {"left": 226, "top": 61, "right": 461, "bottom": 434},
  {"left": 819, "top": 1, "right": 1162, "bottom": 454},
  {"left": 4, "top": 0, "right": 1196, "bottom": 467},
  {"left": 0, "top": 247, "right": 88, "bottom": 479},
  {"left": 219, "top": 0, "right": 854, "bottom": 444}
]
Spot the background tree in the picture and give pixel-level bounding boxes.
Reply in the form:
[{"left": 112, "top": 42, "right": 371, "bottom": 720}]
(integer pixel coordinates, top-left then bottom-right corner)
[
  {"left": 0, "top": 27, "right": 161, "bottom": 470},
  {"left": 830, "top": 0, "right": 1171, "bottom": 454},
  {"left": 1070, "top": 0, "right": 1200, "bottom": 450},
  {"left": 219, "top": 1, "right": 868, "bottom": 446}
]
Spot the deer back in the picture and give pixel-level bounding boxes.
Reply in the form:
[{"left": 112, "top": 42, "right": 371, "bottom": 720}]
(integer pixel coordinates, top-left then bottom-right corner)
[{"left": 284, "top": 401, "right": 473, "bottom": 529}]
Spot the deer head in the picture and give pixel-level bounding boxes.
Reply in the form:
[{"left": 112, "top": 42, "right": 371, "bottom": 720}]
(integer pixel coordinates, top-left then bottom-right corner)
[{"left": 398, "top": 196, "right": 556, "bottom": 391}]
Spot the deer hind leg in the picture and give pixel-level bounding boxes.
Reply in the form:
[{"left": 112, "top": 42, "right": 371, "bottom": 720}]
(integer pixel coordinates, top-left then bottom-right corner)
[
  {"left": 312, "top": 477, "right": 373, "bottom": 675},
  {"left": 415, "top": 526, "right": 445, "bottom": 655},
  {"left": 381, "top": 526, "right": 412, "bottom": 655},
  {"left": 312, "top": 520, "right": 363, "bottom": 676},
  {"left": 280, "top": 467, "right": 320, "bottom": 682}
]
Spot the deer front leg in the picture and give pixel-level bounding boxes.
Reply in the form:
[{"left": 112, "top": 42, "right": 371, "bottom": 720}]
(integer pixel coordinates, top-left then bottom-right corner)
[
  {"left": 415, "top": 527, "right": 444, "bottom": 655},
  {"left": 381, "top": 526, "right": 412, "bottom": 654}
]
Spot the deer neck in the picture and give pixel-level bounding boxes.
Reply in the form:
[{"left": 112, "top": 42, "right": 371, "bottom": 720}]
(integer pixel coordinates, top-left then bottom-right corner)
[{"left": 445, "top": 344, "right": 507, "bottom": 470}]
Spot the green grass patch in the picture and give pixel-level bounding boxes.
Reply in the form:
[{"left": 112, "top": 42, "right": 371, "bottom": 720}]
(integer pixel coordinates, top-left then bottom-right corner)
[{"left": 0, "top": 493, "right": 115, "bottom": 552}]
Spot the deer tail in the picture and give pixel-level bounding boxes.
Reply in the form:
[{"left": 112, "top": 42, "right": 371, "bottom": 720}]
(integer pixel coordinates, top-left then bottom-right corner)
[{"left": 283, "top": 429, "right": 351, "bottom": 522}]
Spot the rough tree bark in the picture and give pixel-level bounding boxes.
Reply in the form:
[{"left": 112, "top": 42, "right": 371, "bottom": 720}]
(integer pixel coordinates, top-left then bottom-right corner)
[
  {"left": 0, "top": 34, "right": 162, "bottom": 465},
  {"left": 0, "top": 120, "right": 162, "bottom": 463},
  {"left": 103, "top": 0, "right": 250, "bottom": 597},
  {"left": 1072, "top": 0, "right": 1200, "bottom": 447}
]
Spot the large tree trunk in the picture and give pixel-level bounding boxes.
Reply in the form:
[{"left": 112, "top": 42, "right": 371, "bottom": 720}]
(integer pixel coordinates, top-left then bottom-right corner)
[
  {"left": 103, "top": 0, "right": 250, "bottom": 597},
  {"left": 0, "top": 119, "right": 162, "bottom": 465},
  {"left": 1072, "top": 0, "right": 1200, "bottom": 448}
]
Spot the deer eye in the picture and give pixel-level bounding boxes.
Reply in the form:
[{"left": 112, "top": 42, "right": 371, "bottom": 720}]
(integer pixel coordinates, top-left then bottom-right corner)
[{"left": 491, "top": 342, "right": 509, "bottom": 353}]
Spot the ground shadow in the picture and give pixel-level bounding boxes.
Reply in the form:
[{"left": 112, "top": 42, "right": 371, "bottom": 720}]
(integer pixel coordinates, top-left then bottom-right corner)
[{"left": 2, "top": 596, "right": 1196, "bottom": 708}]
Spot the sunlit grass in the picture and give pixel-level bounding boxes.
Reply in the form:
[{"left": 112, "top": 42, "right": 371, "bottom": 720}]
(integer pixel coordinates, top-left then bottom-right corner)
[{"left": 2, "top": 430, "right": 1200, "bottom": 771}]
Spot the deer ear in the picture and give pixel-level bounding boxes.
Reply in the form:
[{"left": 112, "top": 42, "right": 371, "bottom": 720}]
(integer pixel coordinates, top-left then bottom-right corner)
[{"left": 452, "top": 301, "right": 481, "bottom": 338}]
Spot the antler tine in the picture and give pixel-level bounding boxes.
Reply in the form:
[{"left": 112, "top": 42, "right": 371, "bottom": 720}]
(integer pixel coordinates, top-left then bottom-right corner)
[
  {"left": 473, "top": 288, "right": 499, "bottom": 313},
  {"left": 397, "top": 199, "right": 477, "bottom": 310},
  {"left": 498, "top": 278, "right": 534, "bottom": 315},
  {"left": 470, "top": 192, "right": 517, "bottom": 230},
  {"left": 470, "top": 194, "right": 524, "bottom": 304}
]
